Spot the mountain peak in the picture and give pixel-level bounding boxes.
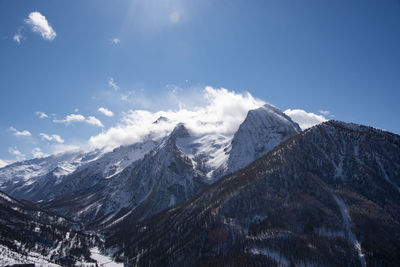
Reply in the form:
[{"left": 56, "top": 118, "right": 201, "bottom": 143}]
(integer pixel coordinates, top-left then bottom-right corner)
[
  {"left": 153, "top": 116, "right": 170, "bottom": 124},
  {"left": 246, "top": 103, "right": 301, "bottom": 132},
  {"left": 170, "top": 123, "right": 190, "bottom": 140},
  {"left": 308, "top": 120, "right": 399, "bottom": 140},
  {"left": 225, "top": 104, "right": 301, "bottom": 174}
]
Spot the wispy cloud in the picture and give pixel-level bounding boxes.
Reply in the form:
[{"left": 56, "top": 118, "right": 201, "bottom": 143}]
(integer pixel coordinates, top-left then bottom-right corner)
[
  {"left": 53, "top": 114, "right": 85, "bottom": 124},
  {"left": 40, "top": 133, "right": 64, "bottom": 143},
  {"left": 13, "top": 33, "right": 23, "bottom": 44},
  {"left": 98, "top": 107, "right": 114, "bottom": 117},
  {"left": 32, "top": 147, "right": 47, "bottom": 158},
  {"left": 9, "top": 126, "right": 31, "bottom": 137},
  {"left": 25, "top": 11, "right": 56, "bottom": 41},
  {"left": 86, "top": 116, "right": 104, "bottom": 127},
  {"left": 8, "top": 147, "right": 25, "bottom": 161},
  {"left": 108, "top": 77, "right": 119, "bottom": 91},
  {"left": 284, "top": 109, "right": 327, "bottom": 130},
  {"left": 35, "top": 111, "right": 49, "bottom": 118},
  {"left": 53, "top": 114, "right": 104, "bottom": 127},
  {"left": 319, "top": 110, "right": 335, "bottom": 118},
  {"left": 110, "top": 38, "right": 120, "bottom": 44},
  {"left": 121, "top": 91, "right": 135, "bottom": 101}
]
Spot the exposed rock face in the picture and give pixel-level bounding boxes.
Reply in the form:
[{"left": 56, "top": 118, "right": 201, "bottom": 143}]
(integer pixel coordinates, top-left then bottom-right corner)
[{"left": 107, "top": 121, "right": 400, "bottom": 266}]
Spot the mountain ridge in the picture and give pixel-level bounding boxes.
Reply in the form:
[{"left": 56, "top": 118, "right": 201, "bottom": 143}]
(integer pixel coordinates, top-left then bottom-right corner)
[{"left": 106, "top": 120, "right": 400, "bottom": 266}]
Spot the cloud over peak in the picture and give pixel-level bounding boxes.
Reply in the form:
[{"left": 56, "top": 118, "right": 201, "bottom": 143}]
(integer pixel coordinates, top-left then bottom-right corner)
[
  {"left": 284, "top": 109, "right": 327, "bottom": 130},
  {"left": 25, "top": 11, "right": 56, "bottom": 41},
  {"left": 88, "top": 86, "right": 265, "bottom": 150},
  {"left": 32, "top": 147, "right": 47, "bottom": 158}
]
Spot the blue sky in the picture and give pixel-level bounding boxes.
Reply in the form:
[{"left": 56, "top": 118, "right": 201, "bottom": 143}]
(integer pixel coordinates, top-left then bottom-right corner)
[{"left": 1, "top": 0, "right": 400, "bottom": 164}]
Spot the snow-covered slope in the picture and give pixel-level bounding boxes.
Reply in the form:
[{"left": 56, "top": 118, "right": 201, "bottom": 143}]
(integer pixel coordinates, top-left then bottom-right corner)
[
  {"left": 223, "top": 103, "right": 301, "bottom": 174},
  {"left": 0, "top": 150, "right": 97, "bottom": 184},
  {"left": 0, "top": 149, "right": 103, "bottom": 200},
  {"left": 0, "top": 139, "right": 158, "bottom": 202}
]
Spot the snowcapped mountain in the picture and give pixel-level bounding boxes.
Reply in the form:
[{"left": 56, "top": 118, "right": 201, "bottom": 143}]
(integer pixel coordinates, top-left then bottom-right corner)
[
  {"left": 0, "top": 149, "right": 100, "bottom": 185},
  {"left": 107, "top": 121, "right": 400, "bottom": 266},
  {"left": 1, "top": 103, "right": 399, "bottom": 266},
  {"left": 0, "top": 149, "right": 104, "bottom": 202},
  {"left": 0, "top": 104, "right": 300, "bottom": 227},
  {"left": 40, "top": 123, "right": 209, "bottom": 226},
  {"left": 223, "top": 103, "right": 301, "bottom": 175},
  {"left": 0, "top": 139, "right": 158, "bottom": 202}
]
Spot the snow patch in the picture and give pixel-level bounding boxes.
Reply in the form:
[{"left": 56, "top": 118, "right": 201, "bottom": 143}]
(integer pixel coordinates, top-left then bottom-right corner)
[
  {"left": 332, "top": 193, "right": 366, "bottom": 267},
  {"left": 89, "top": 247, "right": 123, "bottom": 267},
  {"left": 248, "top": 247, "right": 289, "bottom": 266},
  {"left": 0, "top": 244, "right": 60, "bottom": 266}
]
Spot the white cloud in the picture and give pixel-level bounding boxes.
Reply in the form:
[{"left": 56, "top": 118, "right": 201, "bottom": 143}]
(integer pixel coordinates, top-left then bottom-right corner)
[
  {"left": 50, "top": 144, "right": 82, "bottom": 155},
  {"left": 13, "top": 33, "right": 23, "bottom": 44},
  {"left": 86, "top": 116, "right": 104, "bottom": 127},
  {"left": 88, "top": 86, "right": 265, "bottom": 150},
  {"left": 40, "top": 133, "right": 64, "bottom": 143},
  {"left": 284, "top": 109, "right": 327, "bottom": 130},
  {"left": 35, "top": 111, "right": 49, "bottom": 118},
  {"left": 108, "top": 77, "right": 120, "bottom": 91},
  {"left": 53, "top": 114, "right": 85, "bottom": 124},
  {"left": 319, "top": 110, "right": 330, "bottom": 116},
  {"left": 0, "top": 159, "right": 14, "bottom": 168},
  {"left": 65, "top": 114, "right": 85, "bottom": 122},
  {"left": 9, "top": 126, "right": 31, "bottom": 137},
  {"left": 32, "top": 147, "right": 47, "bottom": 158},
  {"left": 98, "top": 107, "right": 114, "bottom": 117},
  {"left": 319, "top": 110, "right": 335, "bottom": 118},
  {"left": 25, "top": 11, "right": 56, "bottom": 41},
  {"left": 8, "top": 147, "right": 26, "bottom": 161},
  {"left": 53, "top": 113, "right": 103, "bottom": 127},
  {"left": 110, "top": 38, "right": 120, "bottom": 44}
]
